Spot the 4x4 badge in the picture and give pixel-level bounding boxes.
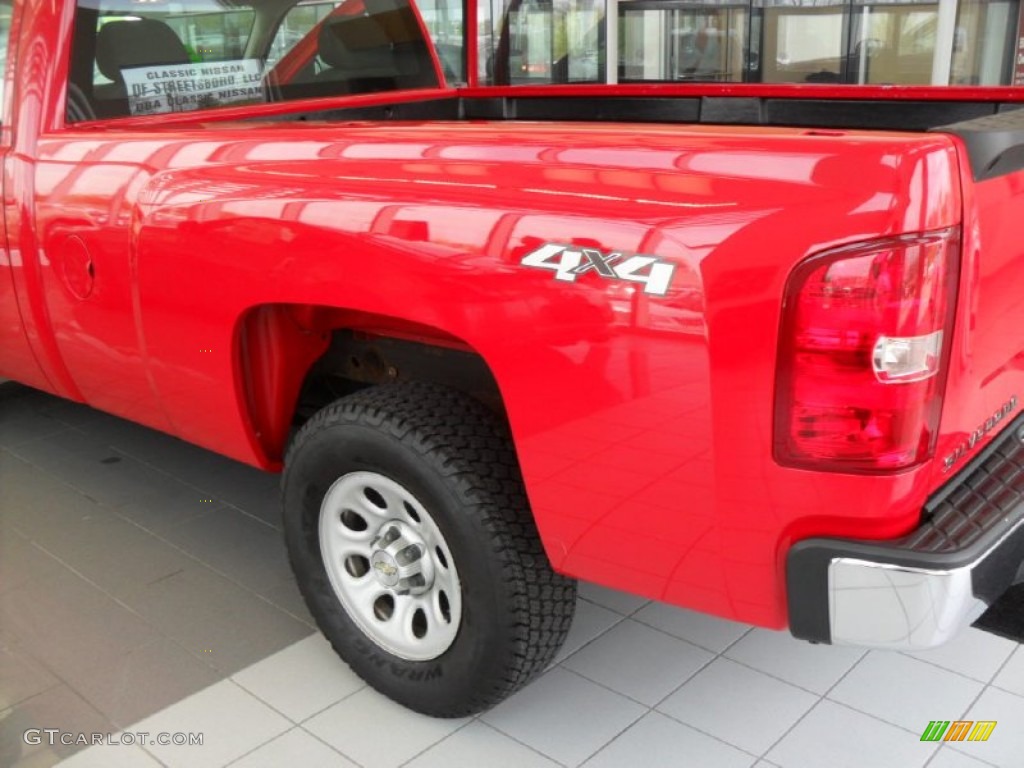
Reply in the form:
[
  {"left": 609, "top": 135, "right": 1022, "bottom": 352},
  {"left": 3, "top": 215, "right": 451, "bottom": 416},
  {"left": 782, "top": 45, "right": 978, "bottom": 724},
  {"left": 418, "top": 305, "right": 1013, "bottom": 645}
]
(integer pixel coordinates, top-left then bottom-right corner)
[{"left": 520, "top": 243, "right": 677, "bottom": 296}]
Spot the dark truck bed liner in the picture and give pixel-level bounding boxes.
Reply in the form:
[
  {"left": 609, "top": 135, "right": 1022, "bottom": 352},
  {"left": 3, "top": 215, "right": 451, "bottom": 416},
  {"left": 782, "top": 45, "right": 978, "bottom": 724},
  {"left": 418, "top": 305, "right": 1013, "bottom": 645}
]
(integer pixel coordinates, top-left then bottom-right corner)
[{"left": 265, "top": 94, "right": 1024, "bottom": 182}]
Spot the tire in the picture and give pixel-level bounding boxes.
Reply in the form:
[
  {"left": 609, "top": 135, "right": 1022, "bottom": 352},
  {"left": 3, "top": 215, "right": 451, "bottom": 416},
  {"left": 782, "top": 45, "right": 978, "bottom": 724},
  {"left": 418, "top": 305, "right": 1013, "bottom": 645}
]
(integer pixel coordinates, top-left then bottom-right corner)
[{"left": 281, "top": 382, "right": 577, "bottom": 716}]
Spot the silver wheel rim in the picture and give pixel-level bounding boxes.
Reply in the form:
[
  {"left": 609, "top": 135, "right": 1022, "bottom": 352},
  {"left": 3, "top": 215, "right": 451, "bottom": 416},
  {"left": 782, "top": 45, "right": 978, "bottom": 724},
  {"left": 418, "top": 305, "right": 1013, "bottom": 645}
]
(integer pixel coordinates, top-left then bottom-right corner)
[{"left": 318, "top": 471, "right": 462, "bottom": 661}]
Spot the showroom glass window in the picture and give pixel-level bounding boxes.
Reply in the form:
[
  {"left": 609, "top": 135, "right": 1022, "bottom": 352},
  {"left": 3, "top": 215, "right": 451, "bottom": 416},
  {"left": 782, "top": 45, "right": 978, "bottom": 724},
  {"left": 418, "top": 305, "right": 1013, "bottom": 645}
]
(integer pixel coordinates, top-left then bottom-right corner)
[
  {"left": 481, "top": 0, "right": 607, "bottom": 84},
  {"left": 65, "top": 0, "right": 443, "bottom": 122},
  {"left": 483, "top": 0, "right": 1022, "bottom": 86},
  {"left": 0, "top": 0, "right": 12, "bottom": 116}
]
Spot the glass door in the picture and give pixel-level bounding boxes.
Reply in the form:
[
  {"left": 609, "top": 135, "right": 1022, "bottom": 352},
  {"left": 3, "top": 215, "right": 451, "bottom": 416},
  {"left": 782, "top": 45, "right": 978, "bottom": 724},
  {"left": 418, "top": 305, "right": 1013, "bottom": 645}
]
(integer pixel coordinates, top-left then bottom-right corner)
[
  {"left": 619, "top": 1, "right": 751, "bottom": 82},
  {"left": 484, "top": 0, "right": 1023, "bottom": 86}
]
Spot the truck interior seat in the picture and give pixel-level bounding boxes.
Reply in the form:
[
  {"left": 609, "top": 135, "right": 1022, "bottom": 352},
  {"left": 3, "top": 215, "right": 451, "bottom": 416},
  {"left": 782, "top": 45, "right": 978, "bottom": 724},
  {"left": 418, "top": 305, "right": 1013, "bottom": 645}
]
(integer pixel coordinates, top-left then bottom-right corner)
[
  {"left": 93, "top": 18, "right": 192, "bottom": 116},
  {"left": 313, "top": 0, "right": 438, "bottom": 94}
]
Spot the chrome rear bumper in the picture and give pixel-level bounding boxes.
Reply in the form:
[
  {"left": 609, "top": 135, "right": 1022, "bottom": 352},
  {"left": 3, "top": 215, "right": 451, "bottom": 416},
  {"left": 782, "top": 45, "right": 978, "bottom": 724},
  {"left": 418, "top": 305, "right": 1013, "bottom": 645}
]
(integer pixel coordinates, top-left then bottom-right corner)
[
  {"left": 788, "top": 416, "right": 1024, "bottom": 650},
  {"left": 828, "top": 551, "right": 999, "bottom": 650}
]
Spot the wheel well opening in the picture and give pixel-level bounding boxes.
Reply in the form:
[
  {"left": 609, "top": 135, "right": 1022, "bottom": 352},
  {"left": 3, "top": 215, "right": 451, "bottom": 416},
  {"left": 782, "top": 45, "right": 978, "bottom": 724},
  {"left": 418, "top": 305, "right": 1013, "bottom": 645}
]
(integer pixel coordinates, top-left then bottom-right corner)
[
  {"left": 293, "top": 328, "right": 507, "bottom": 431},
  {"left": 237, "top": 304, "right": 509, "bottom": 464}
]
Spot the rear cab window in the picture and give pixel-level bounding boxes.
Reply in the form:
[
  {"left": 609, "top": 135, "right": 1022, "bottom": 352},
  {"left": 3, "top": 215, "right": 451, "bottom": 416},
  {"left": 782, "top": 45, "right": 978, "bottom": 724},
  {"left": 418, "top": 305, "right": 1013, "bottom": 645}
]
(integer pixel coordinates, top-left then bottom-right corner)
[
  {"left": 267, "top": 0, "right": 464, "bottom": 81},
  {"left": 66, "top": 0, "right": 444, "bottom": 122},
  {"left": 267, "top": 1, "right": 340, "bottom": 69}
]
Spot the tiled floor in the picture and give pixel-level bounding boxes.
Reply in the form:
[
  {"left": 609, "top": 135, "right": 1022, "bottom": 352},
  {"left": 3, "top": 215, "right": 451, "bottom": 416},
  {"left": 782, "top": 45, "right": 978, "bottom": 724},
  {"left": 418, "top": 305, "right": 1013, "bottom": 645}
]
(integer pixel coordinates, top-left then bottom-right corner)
[{"left": 2, "top": 380, "right": 1023, "bottom": 768}]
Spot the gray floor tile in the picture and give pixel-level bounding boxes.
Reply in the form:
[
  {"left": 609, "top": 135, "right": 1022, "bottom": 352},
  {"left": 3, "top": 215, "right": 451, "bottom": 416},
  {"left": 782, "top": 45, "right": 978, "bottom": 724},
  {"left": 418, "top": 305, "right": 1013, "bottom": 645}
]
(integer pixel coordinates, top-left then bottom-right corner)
[
  {"left": 104, "top": 425, "right": 226, "bottom": 472},
  {"left": 54, "top": 742, "right": 164, "bottom": 767},
  {"left": 0, "top": 453, "right": 112, "bottom": 542},
  {"left": 108, "top": 478, "right": 217, "bottom": 538},
  {"left": 229, "top": 728, "right": 357, "bottom": 768},
  {"left": 657, "top": 658, "right": 817, "bottom": 755},
  {"left": 2, "top": 685, "right": 114, "bottom": 765},
  {"left": 634, "top": 602, "right": 750, "bottom": 653},
  {"left": 305, "top": 687, "right": 467, "bottom": 768},
  {"left": 232, "top": 634, "right": 360, "bottom": 722},
  {"left": 407, "top": 721, "right": 560, "bottom": 768},
  {"left": 829, "top": 652, "right": 983, "bottom": 733},
  {"left": 0, "top": 409, "right": 72, "bottom": 449},
  {"left": 767, "top": 700, "right": 938, "bottom": 768},
  {"left": 563, "top": 619, "right": 713, "bottom": 705},
  {"left": 554, "top": 599, "right": 622, "bottom": 664},
  {"left": 577, "top": 581, "right": 649, "bottom": 616},
  {"left": 0, "top": 380, "right": 42, "bottom": 403},
  {"left": 256, "top": 577, "right": 313, "bottom": 623},
  {"left": 9, "top": 431, "right": 191, "bottom": 511},
  {"left": 582, "top": 711, "right": 752, "bottom": 768},
  {"left": 22, "top": 512, "right": 196, "bottom": 604},
  {"left": 0, "top": 567, "right": 162, "bottom": 680},
  {"left": 724, "top": 628, "right": 865, "bottom": 695},
  {"left": 0, "top": 642, "right": 60, "bottom": 709},
  {"left": 153, "top": 506, "right": 295, "bottom": 604},
  {"left": 482, "top": 668, "right": 646, "bottom": 767},
  {"left": 991, "top": 645, "right": 1024, "bottom": 697},
  {"left": 952, "top": 686, "right": 1024, "bottom": 768},
  {"left": 906, "top": 629, "right": 1017, "bottom": 683},
  {"left": 1, "top": 605, "right": 214, "bottom": 736},
  {"left": 135, "top": 680, "right": 290, "bottom": 768},
  {"left": 35, "top": 397, "right": 111, "bottom": 430},
  {"left": 65, "top": 638, "right": 222, "bottom": 728},
  {"left": 118, "top": 565, "right": 312, "bottom": 675},
  {"left": 0, "top": 386, "right": 75, "bottom": 449},
  {"left": 65, "top": 408, "right": 179, "bottom": 453},
  {"left": 202, "top": 470, "right": 282, "bottom": 530},
  {"left": 122, "top": 442, "right": 281, "bottom": 529},
  {"left": 0, "top": 528, "right": 62, "bottom": 596}
]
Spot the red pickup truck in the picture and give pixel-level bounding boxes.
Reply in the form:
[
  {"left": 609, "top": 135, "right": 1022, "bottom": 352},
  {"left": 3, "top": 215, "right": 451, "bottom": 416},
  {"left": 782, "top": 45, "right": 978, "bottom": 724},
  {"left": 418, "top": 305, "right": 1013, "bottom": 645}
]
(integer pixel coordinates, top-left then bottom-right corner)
[{"left": 2, "top": 0, "right": 1023, "bottom": 717}]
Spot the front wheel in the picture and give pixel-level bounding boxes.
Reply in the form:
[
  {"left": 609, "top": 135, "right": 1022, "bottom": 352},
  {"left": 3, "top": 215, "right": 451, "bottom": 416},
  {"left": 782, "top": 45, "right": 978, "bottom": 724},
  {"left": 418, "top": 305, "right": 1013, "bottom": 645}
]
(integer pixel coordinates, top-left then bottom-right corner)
[{"left": 282, "top": 383, "right": 576, "bottom": 716}]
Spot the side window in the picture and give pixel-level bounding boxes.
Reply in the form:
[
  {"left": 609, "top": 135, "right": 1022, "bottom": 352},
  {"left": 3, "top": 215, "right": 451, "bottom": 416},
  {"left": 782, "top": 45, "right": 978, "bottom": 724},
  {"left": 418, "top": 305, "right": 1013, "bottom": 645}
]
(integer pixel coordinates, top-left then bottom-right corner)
[
  {"left": 0, "top": 0, "right": 13, "bottom": 124},
  {"left": 267, "top": 1, "right": 341, "bottom": 69},
  {"left": 416, "top": 0, "right": 465, "bottom": 83},
  {"left": 68, "top": 0, "right": 260, "bottom": 121},
  {"left": 67, "top": 0, "right": 441, "bottom": 123},
  {"left": 264, "top": 0, "right": 441, "bottom": 101},
  {"left": 266, "top": 0, "right": 460, "bottom": 84},
  {"left": 86, "top": 10, "right": 256, "bottom": 100}
]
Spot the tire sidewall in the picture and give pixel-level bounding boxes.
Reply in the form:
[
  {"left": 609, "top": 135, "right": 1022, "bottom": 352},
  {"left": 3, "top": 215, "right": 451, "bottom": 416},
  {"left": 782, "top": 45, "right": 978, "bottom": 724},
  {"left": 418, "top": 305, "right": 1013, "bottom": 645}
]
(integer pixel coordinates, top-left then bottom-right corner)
[{"left": 283, "top": 417, "right": 518, "bottom": 714}]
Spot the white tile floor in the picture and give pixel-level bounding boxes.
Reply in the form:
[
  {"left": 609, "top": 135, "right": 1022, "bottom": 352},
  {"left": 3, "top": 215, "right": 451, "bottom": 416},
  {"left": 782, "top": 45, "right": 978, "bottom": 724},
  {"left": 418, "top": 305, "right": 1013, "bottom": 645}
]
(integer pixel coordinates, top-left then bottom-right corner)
[{"left": 56, "top": 586, "right": 1023, "bottom": 768}]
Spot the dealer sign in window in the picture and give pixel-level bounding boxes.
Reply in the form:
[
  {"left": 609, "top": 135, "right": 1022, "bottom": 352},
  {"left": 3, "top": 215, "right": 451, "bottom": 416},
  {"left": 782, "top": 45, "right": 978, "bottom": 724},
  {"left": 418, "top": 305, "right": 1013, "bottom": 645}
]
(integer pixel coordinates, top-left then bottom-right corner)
[{"left": 121, "top": 59, "right": 264, "bottom": 115}]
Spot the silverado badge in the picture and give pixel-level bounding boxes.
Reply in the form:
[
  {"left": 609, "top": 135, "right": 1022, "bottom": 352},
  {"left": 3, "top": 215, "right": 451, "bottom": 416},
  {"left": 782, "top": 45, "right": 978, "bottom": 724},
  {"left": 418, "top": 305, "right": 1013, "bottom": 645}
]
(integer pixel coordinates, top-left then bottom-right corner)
[{"left": 943, "top": 396, "right": 1018, "bottom": 471}]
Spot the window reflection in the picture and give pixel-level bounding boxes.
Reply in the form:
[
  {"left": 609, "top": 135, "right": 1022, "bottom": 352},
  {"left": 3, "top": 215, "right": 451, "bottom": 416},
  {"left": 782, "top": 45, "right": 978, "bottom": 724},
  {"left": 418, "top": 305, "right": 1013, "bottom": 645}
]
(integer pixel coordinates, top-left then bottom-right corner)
[
  {"left": 620, "top": 2, "right": 751, "bottom": 82},
  {"left": 487, "top": 0, "right": 606, "bottom": 83},
  {"left": 485, "top": 0, "right": 1022, "bottom": 86},
  {"left": 0, "top": 0, "right": 12, "bottom": 120}
]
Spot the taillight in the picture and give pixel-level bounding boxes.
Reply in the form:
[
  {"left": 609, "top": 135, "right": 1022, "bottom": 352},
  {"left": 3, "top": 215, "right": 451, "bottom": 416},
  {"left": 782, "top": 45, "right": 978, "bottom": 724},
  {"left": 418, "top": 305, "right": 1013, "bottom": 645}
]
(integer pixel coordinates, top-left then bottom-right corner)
[{"left": 774, "top": 229, "right": 959, "bottom": 473}]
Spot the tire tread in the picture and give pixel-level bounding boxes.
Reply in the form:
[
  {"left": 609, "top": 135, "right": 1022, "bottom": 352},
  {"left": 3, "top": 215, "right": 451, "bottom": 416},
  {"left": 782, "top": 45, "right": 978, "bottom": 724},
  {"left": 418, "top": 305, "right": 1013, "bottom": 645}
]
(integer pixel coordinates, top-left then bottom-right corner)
[{"left": 283, "top": 383, "right": 576, "bottom": 716}]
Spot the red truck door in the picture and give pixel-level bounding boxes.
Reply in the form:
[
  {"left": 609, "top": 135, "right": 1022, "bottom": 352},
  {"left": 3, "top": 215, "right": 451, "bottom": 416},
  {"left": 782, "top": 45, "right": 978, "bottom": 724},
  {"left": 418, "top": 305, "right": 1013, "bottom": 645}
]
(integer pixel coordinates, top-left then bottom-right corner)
[
  {"left": 0, "top": 0, "right": 55, "bottom": 390},
  {"left": 2, "top": 0, "right": 167, "bottom": 422},
  {"left": 16, "top": 0, "right": 449, "bottom": 440}
]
